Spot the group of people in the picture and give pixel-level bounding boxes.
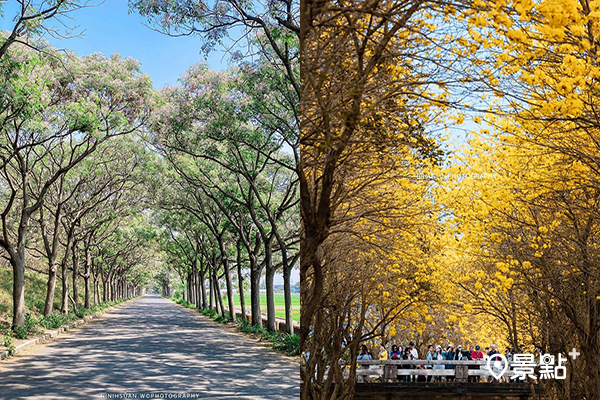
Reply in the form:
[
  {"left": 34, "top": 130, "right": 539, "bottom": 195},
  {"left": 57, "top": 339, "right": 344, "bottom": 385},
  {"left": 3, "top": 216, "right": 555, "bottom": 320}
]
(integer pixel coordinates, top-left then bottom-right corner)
[{"left": 357, "top": 341, "right": 534, "bottom": 383}]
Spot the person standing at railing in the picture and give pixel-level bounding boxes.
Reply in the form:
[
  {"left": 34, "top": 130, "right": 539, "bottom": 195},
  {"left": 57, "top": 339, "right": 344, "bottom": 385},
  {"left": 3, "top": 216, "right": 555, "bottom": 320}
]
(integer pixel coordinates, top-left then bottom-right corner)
[
  {"left": 401, "top": 347, "right": 414, "bottom": 382},
  {"left": 389, "top": 344, "right": 402, "bottom": 382},
  {"left": 358, "top": 344, "right": 373, "bottom": 361},
  {"left": 390, "top": 344, "right": 402, "bottom": 360},
  {"left": 490, "top": 343, "right": 499, "bottom": 357},
  {"left": 408, "top": 341, "right": 418, "bottom": 382},
  {"left": 378, "top": 344, "right": 389, "bottom": 361},
  {"left": 445, "top": 345, "right": 456, "bottom": 381},
  {"left": 471, "top": 345, "right": 484, "bottom": 382},
  {"left": 433, "top": 346, "right": 445, "bottom": 382},
  {"left": 408, "top": 341, "right": 418, "bottom": 360},
  {"left": 471, "top": 345, "right": 484, "bottom": 360},
  {"left": 425, "top": 345, "right": 434, "bottom": 382},
  {"left": 357, "top": 344, "right": 373, "bottom": 383},
  {"left": 483, "top": 347, "right": 492, "bottom": 382}
]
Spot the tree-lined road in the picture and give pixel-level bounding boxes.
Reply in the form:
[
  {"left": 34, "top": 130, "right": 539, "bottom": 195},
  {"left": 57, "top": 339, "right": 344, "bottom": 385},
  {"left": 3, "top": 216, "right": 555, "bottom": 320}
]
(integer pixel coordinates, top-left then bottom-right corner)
[{"left": 0, "top": 295, "right": 299, "bottom": 399}]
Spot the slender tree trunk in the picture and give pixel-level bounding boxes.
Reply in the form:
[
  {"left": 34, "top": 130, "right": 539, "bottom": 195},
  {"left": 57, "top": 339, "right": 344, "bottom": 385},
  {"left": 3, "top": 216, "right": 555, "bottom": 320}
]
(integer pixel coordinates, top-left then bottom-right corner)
[
  {"left": 250, "top": 256, "right": 262, "bottom": 327},
  {"left": 236, "top": 241, "right": 247, "bottom": 322},
  {"left": 102, "top": 275, "right": 108, "bottom": 303},
  {"left": 199, "top": 262, "right": 207, "bottom": 308},
  {"left": 284, "top": 264, "right": 293, "bottom": 334},
  {"left": 93, "top": 273, "right": 99, "bottom": 307},
  {"left": 9, "top": 203, "right": 34, "bottom": 328},
  {"left": 61, "top": 259, "right": 69, "bottom": 314},
  {"left": 84, "top": 273, "right": 91, "bottom": 308},
  {"left": 219, "top": 238, "right": 235, "bottom": 322},
  {"left": 187, "top": 271, "right": 193, "bottom": 305},
  {"left": 209, "top": 267, "right": 214, "bottom": 310},
  {"left": 212, "top": 271, "right": 219, "bottom": 314},
  {"left": 43, "top": 262, "right": 58, "bottom": 316},
  {"left": 216, "top": 275, "right": 225, "bottom": 317},
  {"left": 11, "top": 253, "right": 26, "bottom": 328},
  {"left": 191, "top": 266, "right": 197, "bottom": 307},
  {"left": 72, "top": 241, "right": 79, "bottom": 312},
  {"left": 264, "top": 237, "right": 276, "bottom": 331},
  {"left": 111, "top": 279, "right": 116, "bottom": 302},
  {"left": 192, "top": 263, "right": 199, "bottom": 308},
  {"left": 265, "top": 266, "right": 276, "bottom": 332},
  {"left": 83, "top": 236, "right": 92, "bottom": 309}
]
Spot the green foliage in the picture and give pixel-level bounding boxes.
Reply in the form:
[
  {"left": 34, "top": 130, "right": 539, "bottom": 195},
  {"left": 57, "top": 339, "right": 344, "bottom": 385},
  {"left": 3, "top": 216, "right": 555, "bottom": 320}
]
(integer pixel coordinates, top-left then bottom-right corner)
[
  {"left": 237, "top": 317, "right": 268, "bottom": 335},
  {"left": 271, "top": 332, "right": 300, "bottom": 356},
  {"left": 39, "top": 313, "right": 69, "bottom": 329},
  {"left": 2, "top": 329, "right": 15, "bottom": 356},
  {"left": 13, "top": 312, "right": 36, "bottom": 339},
  {"left": 213, "top": 312, "right": 230, "bottom": 323},
  {"left": 199, "top": 307, "right": 218, "bottom": 318},
  {"left": 236, "top": 317, "right": 299, "bottom": 356}
]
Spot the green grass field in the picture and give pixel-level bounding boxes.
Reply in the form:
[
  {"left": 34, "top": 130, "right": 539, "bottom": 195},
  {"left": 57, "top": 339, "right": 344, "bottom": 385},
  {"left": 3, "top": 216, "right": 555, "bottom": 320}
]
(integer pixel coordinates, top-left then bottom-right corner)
[{"left": 223, "top": 293, "right": 300, "bottom": 322}]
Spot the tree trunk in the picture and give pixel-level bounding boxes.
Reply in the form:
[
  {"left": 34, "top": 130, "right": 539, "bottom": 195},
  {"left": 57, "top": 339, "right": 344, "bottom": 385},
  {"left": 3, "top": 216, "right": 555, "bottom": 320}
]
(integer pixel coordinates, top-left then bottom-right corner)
[
  {"left": 43, "top": 262, "right": 58, "bottom": 316},
  {"left": 199, "top": 261, "right": 207, "bottom": 308},
  {"left": 71, "top": 241, "right": 79, "bottom": 312},
  {"left": 102, "top": 275, "right": 108, "bottom": 303},
  {"left": 192, "top": 263, "right": 199, "bottom": 308},
  {"left": 11, "top": 253, "right": 25, "bottom": 328},
  {"left": 250, "top": 256, "right": 262, "bottom": 327},
  {"left": 187, "top": 271, "right": 193, "bottom": 305},
  {"left": 213, "top": 269, "right": 225, "bottom": 316},
  {"left": 236, "top": 241, "right": 247, "bottom": 322},
  {"left": 191, "top": 265, "right": 198, "bottom": 308},
  {"left": 83, "top": 236, "right": 92, "bottom": 309},
  {"left": 61, "top": 258, "right": 69, "bottom": 314},
  {"left": 219, "top": 238, "right": 235, "bottom": 322},
  {"left": 209, "top": 267, "right": 214, "bottom": 310},
  {"left": 94, "top": 274, "right": 100, "bottom": 307},
  {"left": 284, "top": 264, "right": 293, "bottom": 334},
  {"left": 264, "top": 236, "right": 276, "bottom": 332},
  {"left": 111, "top": 279, "right": 116, "bottom": 302},
  {"left": 265, "top": 267, "right": 276, "bottom": 332}
]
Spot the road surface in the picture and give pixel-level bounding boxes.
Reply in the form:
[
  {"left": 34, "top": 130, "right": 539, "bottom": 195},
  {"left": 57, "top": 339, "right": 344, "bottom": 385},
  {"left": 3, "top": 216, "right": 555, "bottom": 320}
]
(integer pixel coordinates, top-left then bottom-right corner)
[{"left": 0, "top": 294, "right": 299, "bottom": 399}]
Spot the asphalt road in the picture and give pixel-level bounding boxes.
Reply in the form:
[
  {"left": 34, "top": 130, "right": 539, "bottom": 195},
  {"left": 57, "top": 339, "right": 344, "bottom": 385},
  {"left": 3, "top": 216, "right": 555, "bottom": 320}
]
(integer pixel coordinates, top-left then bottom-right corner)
[{"left": 0, "top": 294, "right": 299, "bottom": 399}]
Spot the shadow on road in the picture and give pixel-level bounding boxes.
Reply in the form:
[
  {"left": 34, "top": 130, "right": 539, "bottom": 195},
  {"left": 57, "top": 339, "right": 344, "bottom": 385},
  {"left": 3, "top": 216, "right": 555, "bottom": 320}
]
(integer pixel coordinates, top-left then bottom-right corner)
[{"left": 0, "top": 294, "right": 299, "bottom": 399}]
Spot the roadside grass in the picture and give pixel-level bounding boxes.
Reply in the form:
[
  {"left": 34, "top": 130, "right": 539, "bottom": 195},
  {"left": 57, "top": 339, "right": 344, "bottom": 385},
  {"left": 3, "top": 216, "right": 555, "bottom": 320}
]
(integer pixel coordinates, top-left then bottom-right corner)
[{"left": 172, "top": 297, "right": 300, "bottom": 357}]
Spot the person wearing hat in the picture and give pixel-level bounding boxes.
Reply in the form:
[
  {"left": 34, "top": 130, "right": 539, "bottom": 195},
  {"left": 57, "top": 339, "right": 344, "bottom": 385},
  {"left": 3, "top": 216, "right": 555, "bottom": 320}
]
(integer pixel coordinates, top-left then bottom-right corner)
[
  {"left": 455, "top": 345, "right": 464, "bottom": 360},
  {"left": 465, "top": 345, "right": 477, "bottom": 382},
  {"left": 490, "top": 343, "right": 499, "bottom": 356},
  {"left": 471, "top": 345, "right": 483, "bottom": 361}
]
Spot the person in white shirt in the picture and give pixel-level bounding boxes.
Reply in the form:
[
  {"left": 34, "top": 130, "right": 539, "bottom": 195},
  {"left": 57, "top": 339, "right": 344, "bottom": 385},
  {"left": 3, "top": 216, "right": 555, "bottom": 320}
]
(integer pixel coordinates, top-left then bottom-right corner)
[{"left": 409, "top": 341, "right": 418, "bottom": 359}]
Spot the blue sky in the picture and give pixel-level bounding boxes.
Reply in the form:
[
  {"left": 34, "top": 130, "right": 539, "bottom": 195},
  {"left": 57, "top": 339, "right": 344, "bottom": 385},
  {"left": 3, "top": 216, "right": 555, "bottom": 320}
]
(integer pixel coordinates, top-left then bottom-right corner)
[{"left": 0, "top": 0, "right": 228, "bottom": 88}]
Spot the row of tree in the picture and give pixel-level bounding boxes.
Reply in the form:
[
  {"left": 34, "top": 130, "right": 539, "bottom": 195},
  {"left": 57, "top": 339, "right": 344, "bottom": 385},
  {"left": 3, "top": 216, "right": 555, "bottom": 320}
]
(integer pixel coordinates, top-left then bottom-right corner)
[
  {"left": 150, "top": 61, "right": 299, "bottom": 333},
  {"left": 0, "top": 44, "right": 157, "bottom": 327},
  {"left": 130, "top": 0, "right": 301, "bottom": 333},
  {"left": 0, "top": 0, "right": 300, "bottom": 337},
  {"left": 300, "top": 0, "right": 600, "bottom": 399}
]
